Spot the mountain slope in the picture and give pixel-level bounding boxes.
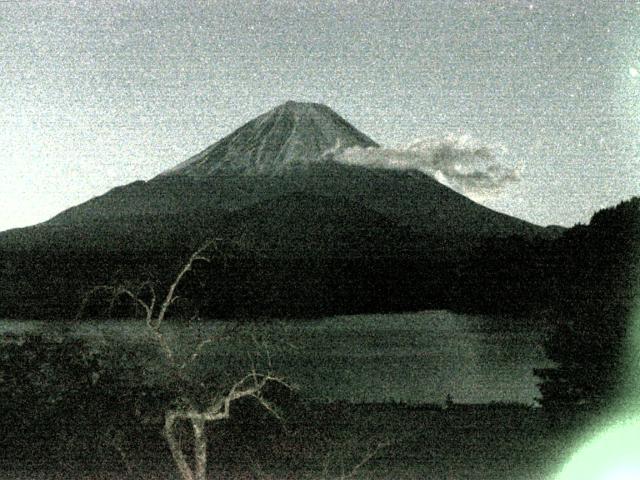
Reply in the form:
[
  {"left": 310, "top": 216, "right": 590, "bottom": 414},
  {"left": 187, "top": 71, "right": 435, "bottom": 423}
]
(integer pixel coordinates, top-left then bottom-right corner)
[
  {"left": 160, "top": 101, "right": 378, "bottom": 176},
  {"left": 2, "top": 192, "right": 420, "bottom": 255},
  {"left": 44, "top": 161, "right": 544, "bottom": 246}
]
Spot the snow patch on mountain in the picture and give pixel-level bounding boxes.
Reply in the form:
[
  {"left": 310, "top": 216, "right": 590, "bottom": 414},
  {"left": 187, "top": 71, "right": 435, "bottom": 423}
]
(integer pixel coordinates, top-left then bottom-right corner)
[{"left": 159, "top": 101, "right": 378, "bottom": 177}]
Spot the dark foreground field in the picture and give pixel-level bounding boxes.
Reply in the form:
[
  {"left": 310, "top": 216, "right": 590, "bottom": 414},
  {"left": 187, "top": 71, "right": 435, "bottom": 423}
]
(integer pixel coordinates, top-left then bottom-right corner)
[
  {"left": 0, "top": 401, "right": 574, "bottom": 480},
  {"left": 0, "top": 315, "right": 570, "bottom": 479}
]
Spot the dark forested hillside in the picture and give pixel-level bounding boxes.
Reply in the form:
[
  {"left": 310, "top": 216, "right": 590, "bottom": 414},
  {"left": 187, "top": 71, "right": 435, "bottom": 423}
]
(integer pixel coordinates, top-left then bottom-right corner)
[
  {"left": 0, "top": 197, "right": 636, "bottom": 322},
  {"left": 534, "top": 197, "right": 639, "bottom": 413}
]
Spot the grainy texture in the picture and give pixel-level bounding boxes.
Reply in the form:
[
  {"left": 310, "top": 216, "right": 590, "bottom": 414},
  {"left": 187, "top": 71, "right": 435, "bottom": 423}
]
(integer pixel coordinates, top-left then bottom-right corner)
[{"left": 1, "top": 1, "right": 638, "bottom": 231}]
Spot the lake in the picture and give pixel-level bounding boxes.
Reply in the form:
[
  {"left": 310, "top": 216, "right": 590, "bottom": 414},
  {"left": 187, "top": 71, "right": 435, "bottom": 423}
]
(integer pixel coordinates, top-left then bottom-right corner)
[{"left": 0, "top": 310, "right": 552, "bottom": 405}]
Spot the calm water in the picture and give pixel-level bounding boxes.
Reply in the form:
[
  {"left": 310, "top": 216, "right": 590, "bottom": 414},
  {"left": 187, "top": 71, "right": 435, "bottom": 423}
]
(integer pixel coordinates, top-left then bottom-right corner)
[{"left": 0, "top": 310, "right": 551, "bottom": 405}]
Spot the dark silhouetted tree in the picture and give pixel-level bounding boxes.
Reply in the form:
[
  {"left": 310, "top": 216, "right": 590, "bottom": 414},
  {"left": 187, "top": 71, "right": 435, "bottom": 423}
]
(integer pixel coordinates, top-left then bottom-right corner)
[{"left": 535, "top": 197, "right": 639, "bottom": 413}]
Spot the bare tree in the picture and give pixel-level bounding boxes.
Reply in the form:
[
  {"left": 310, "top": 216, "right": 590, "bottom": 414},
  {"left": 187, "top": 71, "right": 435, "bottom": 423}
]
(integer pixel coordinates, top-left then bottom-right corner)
[
  {"left": 80, "top": 240, "right": 289, "bottom": 480},
  {"left": 321, "top": 440, "right": 390, "bottom": 480}
]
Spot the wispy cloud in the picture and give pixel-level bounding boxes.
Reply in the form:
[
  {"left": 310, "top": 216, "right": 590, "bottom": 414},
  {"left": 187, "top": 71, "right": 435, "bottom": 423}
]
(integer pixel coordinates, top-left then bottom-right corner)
[{"left": 334, "top": 134, "right": 521, "bottom": 200}]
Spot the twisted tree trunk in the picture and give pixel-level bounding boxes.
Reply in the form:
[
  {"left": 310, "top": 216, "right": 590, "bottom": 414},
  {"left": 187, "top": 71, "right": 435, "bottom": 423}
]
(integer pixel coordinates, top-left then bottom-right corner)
[{"left": 81, "top": 240, "right": 287, "bottom": 480}]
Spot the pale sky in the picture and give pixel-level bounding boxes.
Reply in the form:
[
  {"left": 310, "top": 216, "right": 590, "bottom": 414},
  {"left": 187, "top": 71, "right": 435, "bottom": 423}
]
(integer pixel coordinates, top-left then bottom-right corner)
[{"left": 1, "top": 0, "right": 639, "bottom": 232}]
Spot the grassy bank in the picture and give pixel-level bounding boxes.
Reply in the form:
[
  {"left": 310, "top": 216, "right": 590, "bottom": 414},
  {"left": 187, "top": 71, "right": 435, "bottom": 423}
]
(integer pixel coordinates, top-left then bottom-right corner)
[{"left": 0, "top": 400, "right": 574, "bottom": 480}]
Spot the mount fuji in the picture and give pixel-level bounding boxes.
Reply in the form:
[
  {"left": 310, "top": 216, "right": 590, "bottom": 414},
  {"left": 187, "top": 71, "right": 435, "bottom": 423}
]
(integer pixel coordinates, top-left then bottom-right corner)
[
  {"left": 35, "top": 101, "right": 544, "bottom": 240},
  {"left": 0, "top": 101, "right": 558, "bottom": 319}
]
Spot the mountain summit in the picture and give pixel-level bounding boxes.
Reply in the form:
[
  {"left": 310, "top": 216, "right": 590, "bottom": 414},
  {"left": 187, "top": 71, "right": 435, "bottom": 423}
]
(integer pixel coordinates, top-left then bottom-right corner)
[{"left": 160, "top": 101, "right": 378, "bottom": 176}]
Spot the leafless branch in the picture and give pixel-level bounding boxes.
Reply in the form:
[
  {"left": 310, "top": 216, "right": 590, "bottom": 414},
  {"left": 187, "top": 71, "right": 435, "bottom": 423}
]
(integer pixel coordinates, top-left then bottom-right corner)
[
  {"left": 341, "top": 441, "right": 389, "bottom": 480},
  {"left": 155, "top": 238, "right": 221, "bottom": 327},
  {"left": 180, "top": 323, "right": 240, "bottom": 370},
  {"left": 321, "top": 439, "right": 390, "bottom": 480},
  {"left": 78, "top": 238, "right": 290, "bottom": 480}
]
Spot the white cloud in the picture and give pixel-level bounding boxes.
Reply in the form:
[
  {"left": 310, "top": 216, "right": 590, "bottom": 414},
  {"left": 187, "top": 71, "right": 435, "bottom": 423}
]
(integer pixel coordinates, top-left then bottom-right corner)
[{"left": 333, "top": 134, "right": 521, "bottom": 201}]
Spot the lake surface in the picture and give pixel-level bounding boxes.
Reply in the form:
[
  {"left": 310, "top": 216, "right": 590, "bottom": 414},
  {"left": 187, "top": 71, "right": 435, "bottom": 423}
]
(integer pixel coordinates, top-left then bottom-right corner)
[{"left": 0, "top": 310, "right": 552, "bottom": 405}]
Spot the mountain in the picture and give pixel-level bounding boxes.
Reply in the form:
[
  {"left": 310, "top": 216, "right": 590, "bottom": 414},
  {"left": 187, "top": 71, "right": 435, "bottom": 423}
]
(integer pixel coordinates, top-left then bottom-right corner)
[
  {"left": 0, "top": 101, "right": 561, "bottom": 319},
  {"left": 43, "top": 101, "right": 544, "bottom": 242},
  {"left": 160, "top": 101, "right": 378, "bottom": 176}
]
